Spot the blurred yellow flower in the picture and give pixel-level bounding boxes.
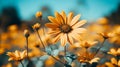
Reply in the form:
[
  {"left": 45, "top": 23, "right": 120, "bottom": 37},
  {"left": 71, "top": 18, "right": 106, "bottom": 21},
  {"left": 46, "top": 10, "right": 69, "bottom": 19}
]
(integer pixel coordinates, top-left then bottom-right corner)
[
  {"left": 2, "top": 63, "right": 12, "bottom": 67},
  {"left": 108, "top": 48, "right": 120, "bottom": 56},
  {"left": 24, "top": 29, "right": 30, "bottom": 37},
  {"left": 76, "top": 48, "right": 99, "bottom": 63},
  {"left": 32, "top": 23, "right": 41, "bottom": 30},
  {"left": 7, "top": 50, "right": 27, "bottom": 61},
  {"left": 36, "top": 11, "right": 42, "bottom": 18},
  {"left": 45, "top": 11, "right": 87, "bottom": 46},
  {"left": 77, "top": 51, "right": 99, "bottom": 64},
  {"left": 98, "top": 32, "right": 114, "bottom": 39},
  {"left": 79, "top": 40, "right": 98, "bottom": 48},
  {"left": 105, "top": 58, "right": 120, "bottom": 67},
  {"left": 45, "top": 57, "right": 55, "bottom": 67}
]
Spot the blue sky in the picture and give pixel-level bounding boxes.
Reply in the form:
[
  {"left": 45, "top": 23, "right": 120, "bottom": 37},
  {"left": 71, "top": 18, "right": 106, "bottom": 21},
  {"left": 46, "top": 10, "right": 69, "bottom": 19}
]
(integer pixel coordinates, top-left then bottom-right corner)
[{"left": 0, "top": 0, "right": 120, "bottom": 21}]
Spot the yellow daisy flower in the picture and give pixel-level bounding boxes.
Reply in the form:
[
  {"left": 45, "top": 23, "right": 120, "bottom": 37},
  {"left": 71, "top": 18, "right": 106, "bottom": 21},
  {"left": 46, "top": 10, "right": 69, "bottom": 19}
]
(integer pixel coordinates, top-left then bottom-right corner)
[
  {"left": 108, "top": 48, "right": 120, "bottom": 56},
  {"left": 105, "top": 58, "right": 120, "bottom": 67},
  {"left": 7, "top": 50, "right": 27, "bottom": 61},
  {"left": 45, "top": 11, "right": 87, "bottom": 46}
]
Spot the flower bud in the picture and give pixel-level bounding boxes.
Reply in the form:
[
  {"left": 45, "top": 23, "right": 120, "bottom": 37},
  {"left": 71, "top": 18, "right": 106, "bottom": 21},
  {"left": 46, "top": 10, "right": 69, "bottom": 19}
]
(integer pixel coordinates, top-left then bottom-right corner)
[
  {"left": 24, "top": 29, "right": 30, "bottom": 37},
  {"left": 36, "top": 11, "right": 42, "bottom": 18},
  {"left": 32, "top": 23, "right": 41, "bottom": 30}
]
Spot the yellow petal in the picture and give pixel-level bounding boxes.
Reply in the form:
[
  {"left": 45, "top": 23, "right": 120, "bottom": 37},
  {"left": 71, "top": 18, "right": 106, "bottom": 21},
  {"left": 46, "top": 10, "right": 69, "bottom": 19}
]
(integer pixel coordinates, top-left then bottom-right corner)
[
  {"left": 72, "top": 28, "right": 87, "bottom": 34},
  {"left": 7, "top": 52, "right": 15, "bottom": 57},
  {"left": 15, "top": 50, "right": 20, "bottom": 58},
  {"left": 67, "top": 12, "right": 74, "bottom": 24},
  {"left": 67, "top": 33, "right": 74, "bottom": 45},
  {"left": 111, "top": 58, "right": 117, "bottom": 65},
  {"left": 89, "top": 58, "right": 99, "bottom": 64},
  {"left": 48, "top": 29, "right": 60, "bottom": 35},
  {"left": 69, "top": 31, "right": 81, "bottom": 41},
  {"left": 52, "top": 33, "right": 62, "bottom": 43},
  {"left": 70, "top": 14, "right": 81, "bottom": 26},
  {"left": 8, "top": 58, "right": 14, "bottom": 61},
  {"left": 48, "top": 16, "right": 60, "bottom": 25},
  {"left": 21, "top": 50, "right": 27, "bottom": 59},
  {"left": 60, "top": 34, "right": 67, "bottom": 46},
  {"left": 55, "top": 12, "right": 64, "bottom": 24},
  {"left": 108, "top": 48, "right": 117, "bottom": 56},
  {"left": 117, "top": 48, "right": 120, "bottom": 54},
  {"left": 45, "top": 23, "right": 58, "bottom": 29},
  {"left": 118, "top": 60, "right": 120, "bottom": 66},
  {"left": 72, "top": 20, "right": 87, "bottom": 29},
  {"left": 61, "top": 11, "right": 67, "bottom": 24},
  {"left": 105, "top": 62, "right": 115, "bottom": 67}
]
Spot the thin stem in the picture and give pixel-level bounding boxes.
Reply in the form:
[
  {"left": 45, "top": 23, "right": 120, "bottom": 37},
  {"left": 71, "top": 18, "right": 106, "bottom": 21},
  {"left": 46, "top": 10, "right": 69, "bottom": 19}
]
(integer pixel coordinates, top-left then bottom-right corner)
[
  {"left": 20, "top": 61, "right": 24, "bottom": 67},
  {"left": 26, "top": 37, "right": 29, "bottom": 60},
  {"left": 64, "top": 45, "right": 67, "bottom": 56},
  {"left": 94, "top": 39, "right": 106, "bottom": 57},
  {"left": 50, "top": 54, "right": 65, "bottom": 65},
  {"left": 36, "top": 30, "right": 45, "bottom": 50}
]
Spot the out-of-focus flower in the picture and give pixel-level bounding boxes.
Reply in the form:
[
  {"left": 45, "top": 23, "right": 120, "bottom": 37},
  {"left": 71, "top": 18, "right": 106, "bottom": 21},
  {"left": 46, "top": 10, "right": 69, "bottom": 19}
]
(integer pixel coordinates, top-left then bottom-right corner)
[
  {"left": 36, "top": 11, "right": 42, "bottom": 18},
  {"left": 2, "top": 63, "right": 12, "bottom": 67},
  {"left": 45, "top": 57, "right": 55, "bottom": 67},
  {"left": 79, "top": 40, "right": 98, "bottom": 48},
  {"left": 7, "top": 50, "right": 27, "bottom": 61},
  {"left": 32, "top": 23, "right": 41, "bottom": 30},
  {"left": 105, "top": 58, "right": 120, "bottom": 67},
  {"left": 45, "top": 11, "right": 87, "bottom": 46},
  {"left": 98, "top": 32, "right": 114, "bottom": 39},
  {"left": 97, "top": 18, "right": 108, "bottom": 25},
  {"left": 24, "top": 29, "right": 30, "bottom": 38},
  {"left": 108, "top": 48, "right": 120, "bottom": 56},
  {"left": 77, "top": 51, "right": 99, "bottom": 64}
]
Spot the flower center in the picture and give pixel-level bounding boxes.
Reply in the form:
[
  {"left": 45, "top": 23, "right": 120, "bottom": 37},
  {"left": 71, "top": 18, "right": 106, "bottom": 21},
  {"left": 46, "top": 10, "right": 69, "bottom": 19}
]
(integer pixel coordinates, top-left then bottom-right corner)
[{"left": 60, "top": 24, "right": 72, "bottom": 33}]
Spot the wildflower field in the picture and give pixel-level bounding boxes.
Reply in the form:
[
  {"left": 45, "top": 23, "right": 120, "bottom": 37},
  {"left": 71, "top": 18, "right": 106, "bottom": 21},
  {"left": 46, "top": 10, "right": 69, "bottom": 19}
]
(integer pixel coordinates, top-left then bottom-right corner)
[{"left": 0, "top": 0, "right": 120, "bottom": 67}]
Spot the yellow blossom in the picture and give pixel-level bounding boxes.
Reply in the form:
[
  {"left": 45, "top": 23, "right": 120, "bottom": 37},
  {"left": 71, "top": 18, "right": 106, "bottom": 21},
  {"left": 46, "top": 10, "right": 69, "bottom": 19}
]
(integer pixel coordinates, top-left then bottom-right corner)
[
  {"left": 32, "top": 23, "right": 41, "bottom": 30},
  {"left": 24, "top": 29, "right": 30, "bottom": 37},
  {"left": 105, "top": 58, "right": 120, "bottom": 67},
  {"left": 7, "top": 50, "right": 27, "bottom": 61},
  {"left": 36, "top": 11, "right": 42, "bottom": 18},
  {"left": 45, "top": 11, "right": 87, "bottom": 46},
  {"left": 79, "top": 40, "right": 98, "bottom": 48},
  {"left": 108, "top": 48, "right": 120, "bottom": 56}
]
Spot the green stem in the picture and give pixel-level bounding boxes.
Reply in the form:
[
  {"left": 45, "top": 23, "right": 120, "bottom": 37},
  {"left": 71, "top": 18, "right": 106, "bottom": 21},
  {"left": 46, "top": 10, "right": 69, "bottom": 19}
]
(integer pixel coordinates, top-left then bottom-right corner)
[
  {"left": 26, "top": 37, "right": 29, "bottom": 60},
  {"left": 36, "top": 30, "right": 45, "bottom": 50},
  {"left": 20, "top": 61, "right": 24, "bottom": 67},
  {"left": 65, "top": 45, "right": 67, "bottom": 56},
  {"left": 50, "top": 54, "right": 65, "bottom": 65},
  {"left": 94, "top": 39, "right": 106, "bottom": 57}
]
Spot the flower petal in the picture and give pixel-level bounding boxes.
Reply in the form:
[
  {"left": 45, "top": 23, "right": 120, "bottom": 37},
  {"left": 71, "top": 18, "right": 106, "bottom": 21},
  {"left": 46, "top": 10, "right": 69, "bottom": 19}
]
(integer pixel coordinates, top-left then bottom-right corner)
[
  {"left": 67, "top": 33, "right": 74, "bottom": 45},
  {"left": 48, "top": 16, "right": 60, "bottom": 25},
  {"left": 72, "top": 20, "right": 87, "bottom": 29},
  {"left": 15, "top": 50, "right": 20, "bottom": 58},
  {"left": 45, "top": 23, "right": 58, "bottom": 29},
  {"left": 111, "top": 58, "right": 117, "bottom": 65},
  {"left": 52, "top": 33, "right": 63, "bottom": 43},
  {"left": 118, "top": 60, "right": 120, "bottom": 66},
  {"left": 67, "top": 12, "right": 74, "bottom": 24},
  {"left": 61, "top": 11, "right": 67, "bottom": 24},
  {"left": 70, "top": 14, "right": 81, "bottom": 26},
  {"left": 55, "top": 12, "right": 64, "bottom": 24},
  {"left": 72, "top": 28, "right": 87, "bottom": 34},
  {"left": 60, "top": 34, "right": 67, "bottom": 46},
  {"left": 117, "top": 48, "right": 120, "bottom": 55},
  {"left": 105, "top": 62, "right": 114, "bottom": 67}
]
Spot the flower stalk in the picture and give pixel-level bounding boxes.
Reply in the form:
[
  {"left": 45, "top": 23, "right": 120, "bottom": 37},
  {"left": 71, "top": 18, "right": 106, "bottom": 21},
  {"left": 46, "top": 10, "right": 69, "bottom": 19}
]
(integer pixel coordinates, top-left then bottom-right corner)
[{"left": 20, "top": 61, "right": 24, "bottom": 67}]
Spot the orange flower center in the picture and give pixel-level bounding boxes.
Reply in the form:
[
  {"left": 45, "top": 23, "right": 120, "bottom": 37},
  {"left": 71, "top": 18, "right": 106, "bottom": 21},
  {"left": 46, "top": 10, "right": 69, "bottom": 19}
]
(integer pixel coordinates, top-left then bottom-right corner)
[{"left": 60, "top": 24, "right": 72, "bottom": 33}]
